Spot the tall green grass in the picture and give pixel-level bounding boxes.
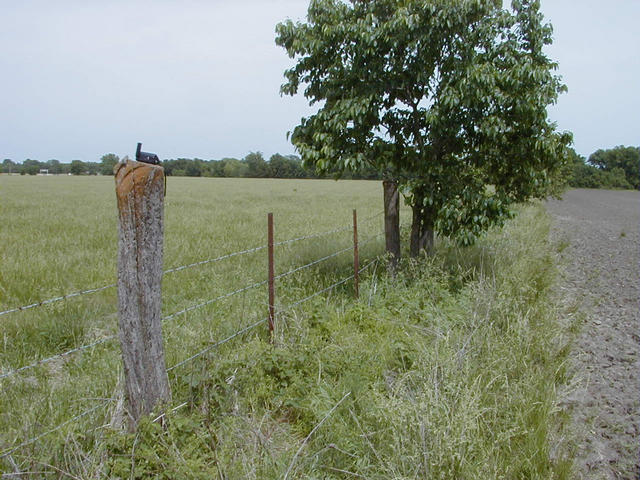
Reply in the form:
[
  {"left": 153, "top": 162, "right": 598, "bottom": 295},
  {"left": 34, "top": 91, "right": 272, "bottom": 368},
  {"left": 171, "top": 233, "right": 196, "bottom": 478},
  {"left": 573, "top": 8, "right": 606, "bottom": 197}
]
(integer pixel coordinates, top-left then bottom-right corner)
[
  {"left": 0, "top": 176, "right": 574, "bottom": 478},
  {"left": 0, "top": 176, "right": 393, "bottom": 474}
]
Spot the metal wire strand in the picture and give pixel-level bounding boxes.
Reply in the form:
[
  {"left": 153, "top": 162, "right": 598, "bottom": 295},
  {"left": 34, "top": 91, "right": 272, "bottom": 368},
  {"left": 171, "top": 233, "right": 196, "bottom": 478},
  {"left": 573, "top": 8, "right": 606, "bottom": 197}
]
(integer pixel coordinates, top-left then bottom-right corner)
[
  {"left": 0, "top": 255, "right": 382, "bottom": 456},
  {"left": 167, "top": 259, "right": 381, "bottom": 372},
  {"left": 0, "top": 284, "right": 117, "bottom": 317},
  {"left": 274, "top": 210, "right": 383, "bottom": 248},
  {"left": 162, "top": 244, "right": 267, "bottom": 275},
  {"left": 162, "top": 279, "right": 268, "bottom": 323},
  {"left": 0, "top": 279, "right": 268, "bottom": 380},
  {"left": 1, "top": 232, "right": 386, "bottom": 380},
  {"left": 167, "top": 317, "right": 267, "bottom": 372},
  {"left": 284, "top": 257, "right": 379, "bottom": 310},
  {"left": 275, "top": 231, "right": 383, "bottom": 281},
  {"left": 0, "top": 213, "right": 384, "bottom": 318},
  {"left": 275, "top": 245, "right": 353, "bottom": 280},
  {"left": 0, "top": 336, "right": 117, "bottom": 380},
  {"left": 0, "top": 401, "right": 109, "bottom": 459}
]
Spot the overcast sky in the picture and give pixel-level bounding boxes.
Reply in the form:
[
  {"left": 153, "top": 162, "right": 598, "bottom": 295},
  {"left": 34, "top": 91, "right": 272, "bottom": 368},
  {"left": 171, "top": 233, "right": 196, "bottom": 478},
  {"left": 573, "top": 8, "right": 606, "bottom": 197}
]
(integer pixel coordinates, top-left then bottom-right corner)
[{"left": 1, "top": 0, "right": 638, "bottom": 163}]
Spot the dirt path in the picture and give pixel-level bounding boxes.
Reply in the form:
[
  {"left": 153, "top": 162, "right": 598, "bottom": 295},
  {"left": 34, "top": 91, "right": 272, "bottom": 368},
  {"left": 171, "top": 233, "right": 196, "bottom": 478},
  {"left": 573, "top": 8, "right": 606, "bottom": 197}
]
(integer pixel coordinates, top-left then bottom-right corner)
[{"left": 546, "top": 189, "right": 639, "bottom": 479}]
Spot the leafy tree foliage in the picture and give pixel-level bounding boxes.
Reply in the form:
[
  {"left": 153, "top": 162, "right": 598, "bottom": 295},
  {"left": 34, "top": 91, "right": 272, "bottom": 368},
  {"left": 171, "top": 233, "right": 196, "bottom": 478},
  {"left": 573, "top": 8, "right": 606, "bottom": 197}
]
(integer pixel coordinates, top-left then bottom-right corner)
[
  {"left": 45, "top": 159, "right": 63, "bottom": 174},
  {"left": 588, "top": 146, "right": 639, "bottom": 189},
  {"left": 568, "top": 147, "right": 636, "bottom": 190},
  {"left": 2, "top": 159, "right": 17, "bottom": 174},
  {"left": 276, "top": 0, "right": 572, "bottom": 252},
  {"left": 100, "top": 153, "right": 120, "bottom": 175},
  {"left": 223, "top": 158, "right": 249, "bottom": 178},
  {"left": 69, "top": 160, "right": 86, "bottom": 175},
  {"left": 244, "top": 152, "right": 271, "bottom": 178},
  {"left": 22, "top": 159, "right": 40, "bottom": 175}
]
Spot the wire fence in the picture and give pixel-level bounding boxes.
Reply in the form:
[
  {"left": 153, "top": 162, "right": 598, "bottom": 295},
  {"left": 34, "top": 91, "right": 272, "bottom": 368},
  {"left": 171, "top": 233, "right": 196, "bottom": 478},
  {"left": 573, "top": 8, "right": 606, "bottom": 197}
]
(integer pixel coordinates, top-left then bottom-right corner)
[
  {"left": 0, "top": 246, "right": 384, "bottom": 460},
  {"left": 0, "top": 211, "right": 384, "bottom": 319},
  {"left": 0, "top": 222, "right": 384, "bottom": 382}
]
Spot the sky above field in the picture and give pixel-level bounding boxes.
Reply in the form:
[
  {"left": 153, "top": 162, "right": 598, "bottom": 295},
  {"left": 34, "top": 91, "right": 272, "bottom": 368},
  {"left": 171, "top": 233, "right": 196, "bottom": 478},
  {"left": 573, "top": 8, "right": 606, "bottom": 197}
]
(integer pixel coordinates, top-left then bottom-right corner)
[{"left": 0, "top": 0, "right": 638, "bottom": 163}]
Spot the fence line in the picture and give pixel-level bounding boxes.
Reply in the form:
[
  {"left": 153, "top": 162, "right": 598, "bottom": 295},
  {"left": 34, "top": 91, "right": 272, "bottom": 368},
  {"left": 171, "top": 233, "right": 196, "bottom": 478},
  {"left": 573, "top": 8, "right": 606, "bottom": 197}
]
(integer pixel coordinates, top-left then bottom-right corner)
[
  {"left": 0, "top": 402, "right": 109, "bottom": 459},
  {"left": 273, "top": 210, "right": 382, "bottom": 248},
  {"left": 162, "top": 280, "right": 268, "bottom": 323},
  {"left": 284, "top": 257, "right": 379, "bottom": 311},
  {"left": 167, "top": 317, "right": 268, "bottom": 372},
  {"left": 275, "top": 232, "right": 382, "bottom": 281},
  {"left": 0, "top": 232, "right": 386, "bottom": 381},
  {"left": 162, "top": 244, "right": 268, "bottom": 275},
  {"left": 168, "top": 256, "right": 380, "bottom": 372},
  {"left": 0, "top": 253, "right": 382, "bottom": 460},
  {"left": 0, "top": 279, "right": 267, "bottom": 380},
  {"left": 0, "top": 212, "right": 384, "bottom": 319},
  {"left": 0, "top": 284, "right": 117, "bottom": 318},
  {"left": 0, "top": 336, "right": 117, "bottom": 380},
  {"left": 0, "top": 208, "right": 387, "bottom": 458}
]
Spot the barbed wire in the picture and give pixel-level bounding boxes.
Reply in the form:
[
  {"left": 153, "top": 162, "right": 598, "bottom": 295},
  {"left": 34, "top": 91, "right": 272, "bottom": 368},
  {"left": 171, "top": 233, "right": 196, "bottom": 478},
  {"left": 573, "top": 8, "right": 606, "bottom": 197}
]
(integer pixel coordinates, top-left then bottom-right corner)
[
  {"left": 0, "top": 284, "right": 117, "bottom": 318},
  {"left": 0, "top": 254, "right": 383, "bottom": 459},
  {"left": 167, "top": 257, "right": 381, "bottom": 372},
  {"left": 162, "top": 244, "right": 268, "bottom": 275},
  {"left": 0, "top": 212, "right": 384, "bottom": 318},
  {"left": 0, "top": 232, "right": 387, "bottom": 381},
  {"left": 0, "top": 401, "right": 109, "bottom": 459},
  {"left": 275, "top": 245, "right": 353, "bottom": 280},
  {"left": 0, "top": 336, "right": 117, "bottom": 381},
  {"left": 275, "top": 231, "right": 383, "bottom": 281},
  {"left": 0, "top": 230, "right": 388, "bottom": 381},
  {"left": 167, "top": 317, "right": 268, "bottom": 372},
  {"left": 274, "top": 210, "right": 383, "bottom": 248},
  {"left": 162, "top": 279, "right": 268, "bottom": 323},
  {"left": 284, "top": 257, "right": 379, "bottom": 311},
  {"left": 0, "top": 280, "right": 267, "bottom": 380}
]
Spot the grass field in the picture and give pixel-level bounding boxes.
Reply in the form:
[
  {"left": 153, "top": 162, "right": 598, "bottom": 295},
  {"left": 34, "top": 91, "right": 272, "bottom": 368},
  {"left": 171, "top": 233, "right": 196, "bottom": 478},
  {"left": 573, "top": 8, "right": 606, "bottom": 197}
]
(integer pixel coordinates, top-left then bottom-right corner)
[
  {"left": 0, "top": 175, "right": 394, "bottom": 364},
  {"left": 0, "top": 175, "right": 575, "bottom": 478}
]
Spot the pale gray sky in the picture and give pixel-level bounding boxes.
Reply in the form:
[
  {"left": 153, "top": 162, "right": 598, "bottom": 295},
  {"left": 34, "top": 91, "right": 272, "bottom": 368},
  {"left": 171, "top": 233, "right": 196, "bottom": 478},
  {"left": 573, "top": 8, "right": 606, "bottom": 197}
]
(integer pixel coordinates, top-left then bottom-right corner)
[{"left": 0, "top": 0, "right": 637, "bottom": 163}]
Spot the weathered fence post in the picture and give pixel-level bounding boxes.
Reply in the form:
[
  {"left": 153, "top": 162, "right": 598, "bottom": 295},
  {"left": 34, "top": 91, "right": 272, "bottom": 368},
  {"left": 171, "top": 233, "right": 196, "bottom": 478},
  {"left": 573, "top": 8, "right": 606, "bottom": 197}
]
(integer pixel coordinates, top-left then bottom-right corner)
[
  {"left": 268, "top": 212, "right": 275, "bottom": 341},
  {"left": 115, "top": 158, "right": 171, "bottom": 429},
  {"left": 383, "top": 179, "right": 401, "bottom": 272},
  {"left": 353, "top": 209, "right": 359, "bottom": 299}
]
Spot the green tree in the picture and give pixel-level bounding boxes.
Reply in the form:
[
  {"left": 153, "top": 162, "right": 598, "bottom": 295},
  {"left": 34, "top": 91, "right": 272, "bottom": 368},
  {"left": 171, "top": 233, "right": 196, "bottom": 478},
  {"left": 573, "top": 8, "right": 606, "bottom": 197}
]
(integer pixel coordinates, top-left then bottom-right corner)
[
  {"left": 2, "top": 159, "right": 16, "bottom": 174},
  {"left": 23, "top": 159, "right": 41, "bottom": 175},
  {"left": 567, "top": 149, "right": 598, "bottom": 188},
  {"left": 588, "top": 146, "right": 639, "bottom": 189},
  {"left": 270, "top": 153, "right": 305, "bottom": 178},
  {"left": 70, "top": 160, "right": 85, "bottom": 175},
  {"left": 243, "top": 151, "right": 270, "bottom": 177},
  {"left": 277, "top": 0, "right": 571, "bottom": 255},
  {"left": 223, "top": 158, "right": 248, "bottom": 177},
  {"left": 45, "top": 159, "right": 62, "bottom": 174},
  {"left": 100, "top": 153, "right": 120, "bottom": 175}
]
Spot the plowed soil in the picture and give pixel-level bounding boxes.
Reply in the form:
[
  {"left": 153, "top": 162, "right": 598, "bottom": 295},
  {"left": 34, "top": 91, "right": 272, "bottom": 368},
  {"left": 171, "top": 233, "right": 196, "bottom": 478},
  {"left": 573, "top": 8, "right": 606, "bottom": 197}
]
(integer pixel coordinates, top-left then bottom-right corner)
[{"left": 546, "top": 189, "right": 639, "bottom": 479}]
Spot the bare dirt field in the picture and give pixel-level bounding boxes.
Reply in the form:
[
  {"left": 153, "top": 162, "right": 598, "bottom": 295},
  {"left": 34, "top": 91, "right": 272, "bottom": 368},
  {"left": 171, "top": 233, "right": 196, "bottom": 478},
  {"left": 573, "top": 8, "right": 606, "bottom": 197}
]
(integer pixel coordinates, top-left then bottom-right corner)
[{"left": 547, "top": 189, "right": 639, "bottom": 479}]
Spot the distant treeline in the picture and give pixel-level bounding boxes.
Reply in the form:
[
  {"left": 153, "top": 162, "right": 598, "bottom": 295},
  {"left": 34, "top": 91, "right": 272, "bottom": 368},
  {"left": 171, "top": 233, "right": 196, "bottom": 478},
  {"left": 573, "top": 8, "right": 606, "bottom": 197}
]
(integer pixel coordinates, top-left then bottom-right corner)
[
  {"left": 3, "top": 146, "right": 637, "bottom": 189},
  {"left": 567, "top": 145, "right": 639, "bottom": 190},
  {"left": 0, "top": 152, "right": 381, "bottom": 180}
]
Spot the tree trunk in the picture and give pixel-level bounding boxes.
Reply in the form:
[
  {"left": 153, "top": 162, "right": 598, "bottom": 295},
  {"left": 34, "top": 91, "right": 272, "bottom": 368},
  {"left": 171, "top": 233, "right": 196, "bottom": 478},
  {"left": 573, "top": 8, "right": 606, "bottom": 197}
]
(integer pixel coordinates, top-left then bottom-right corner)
[
  {"left": 409, "top": 193, "right": 435, "bottom": 257},
  {"left": 383, "top": 179, "right": 401, "bottom": 271},
  {"left": 115, "top": 159, "right": 171, "bottom": 429}
]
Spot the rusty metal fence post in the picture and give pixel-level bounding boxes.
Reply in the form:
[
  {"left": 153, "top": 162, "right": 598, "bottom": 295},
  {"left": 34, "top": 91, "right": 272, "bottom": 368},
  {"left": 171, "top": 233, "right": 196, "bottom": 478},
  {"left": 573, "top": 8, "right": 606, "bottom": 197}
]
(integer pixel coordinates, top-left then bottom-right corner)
[
  {"left": 268, "top": 213, "right": 275, "bottom": 341},
  {"left": 353, "top": 209, "right": 359, "bottom": 299}
]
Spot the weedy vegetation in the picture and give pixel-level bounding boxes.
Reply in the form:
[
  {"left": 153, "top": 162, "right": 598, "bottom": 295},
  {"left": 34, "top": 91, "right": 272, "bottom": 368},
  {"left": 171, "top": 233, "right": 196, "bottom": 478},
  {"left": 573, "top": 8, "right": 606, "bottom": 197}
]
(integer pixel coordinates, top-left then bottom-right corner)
[{"left": 0, "top": 176, "right": 575, "bottom": 478}]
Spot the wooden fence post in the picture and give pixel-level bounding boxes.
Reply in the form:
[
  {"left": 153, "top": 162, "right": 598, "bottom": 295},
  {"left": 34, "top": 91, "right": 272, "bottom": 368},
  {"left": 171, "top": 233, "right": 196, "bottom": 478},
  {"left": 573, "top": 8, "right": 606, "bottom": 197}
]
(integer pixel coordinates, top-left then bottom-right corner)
[
  {"left": 268, "top": 212, "right": 275, "bottom": 341},
  {"left": 383, "top": 179, "right": 400, "bottom": 272},
  {"left": 353, "top": 209, "right": 359, "bottom": 299},
  {"left": 115, "top": 158, "right": 171, "bottom": 429}
]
